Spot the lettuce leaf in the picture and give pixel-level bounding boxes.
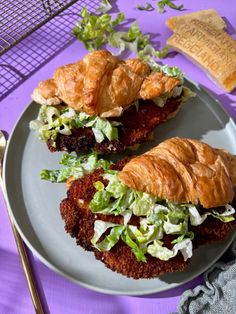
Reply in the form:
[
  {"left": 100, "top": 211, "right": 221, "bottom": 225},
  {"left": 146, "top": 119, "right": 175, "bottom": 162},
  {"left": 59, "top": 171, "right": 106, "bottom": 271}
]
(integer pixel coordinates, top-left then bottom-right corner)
[
  {"left": 91, "top": 220, "right": 125, "bottom": 250},
  {"left": 188, "top": 204, "right": 235, "bottom": 226},
  {"left": 73, "top": 7, "right": 125, "bottom": 51},
  {"left": 40, "top": 153, "right": 113, "bottom": 183},
  {"left": 147, "top": 239, "right": 192, "bottom": 261},
  {"left": 30, "top": 105, "right": 120, "bottom": 147},
  {"left": 72, "top": 8, "right": 168, "bottom": 60},
  {"left": 157, "top": 0, "right": 184, "bottom": 14},
  {"left": 136, "top": 3, "right": 154, "bottom": 11},
  {"left": 92, "top": 221, "right": 147, "bottom": 262},
  {"left": 121, "top": 228, "right": 147, "bottom": 262},
  {"left": 90, "top": 171, "right": 158, "bottom": 216},
  {"left": 96, "top": 0, "right": 112, "bottom": 14}
]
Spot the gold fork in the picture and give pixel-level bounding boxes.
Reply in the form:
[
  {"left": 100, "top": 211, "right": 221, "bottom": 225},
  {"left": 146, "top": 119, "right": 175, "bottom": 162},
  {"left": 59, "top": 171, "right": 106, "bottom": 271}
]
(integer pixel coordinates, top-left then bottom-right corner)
[{"left": 0, "top": 130, "right": 45, "bottom": 314}]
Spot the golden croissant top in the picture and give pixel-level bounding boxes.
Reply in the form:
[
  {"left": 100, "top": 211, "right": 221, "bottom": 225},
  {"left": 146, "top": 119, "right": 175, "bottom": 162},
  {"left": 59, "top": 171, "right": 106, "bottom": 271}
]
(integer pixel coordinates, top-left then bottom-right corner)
[
  {"left": 32, "top": 50, "right": 181, "bottom": 117},
  {"left": 119, "top": 137, "right": 236, "bottom": 208}
]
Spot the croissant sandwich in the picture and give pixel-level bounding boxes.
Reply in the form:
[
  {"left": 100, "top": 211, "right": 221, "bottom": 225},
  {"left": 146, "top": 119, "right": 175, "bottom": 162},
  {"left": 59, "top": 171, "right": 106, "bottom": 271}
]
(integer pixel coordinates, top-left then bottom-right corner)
[
  {"left": 30, "top": 50, "right": 194, "bottom": 154},
  {"left": 57, "top": 137, "right": 236, "bottom": 279}
]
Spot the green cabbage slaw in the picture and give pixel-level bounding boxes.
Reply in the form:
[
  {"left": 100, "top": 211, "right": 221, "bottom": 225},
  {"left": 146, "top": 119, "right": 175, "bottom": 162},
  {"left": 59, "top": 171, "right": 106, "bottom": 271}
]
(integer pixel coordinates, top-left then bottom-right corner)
[
  {"left": 29, "top": 105, "right": 120, "bottom": 148},
  {"left": 90, "top": 170, "right": 235, "bottom": 262}
]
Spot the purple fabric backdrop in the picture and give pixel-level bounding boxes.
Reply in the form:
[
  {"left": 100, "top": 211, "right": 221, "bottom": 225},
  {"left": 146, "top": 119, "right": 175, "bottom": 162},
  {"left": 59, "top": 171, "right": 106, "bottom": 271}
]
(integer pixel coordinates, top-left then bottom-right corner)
[{"left": 0, "top": 1, "right": 236, "bottom": 313}]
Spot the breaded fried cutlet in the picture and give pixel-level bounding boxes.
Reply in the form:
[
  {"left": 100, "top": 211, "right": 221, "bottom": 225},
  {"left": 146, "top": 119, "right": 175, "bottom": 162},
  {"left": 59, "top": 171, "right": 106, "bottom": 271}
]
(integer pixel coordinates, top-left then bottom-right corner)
[{"left": 60, "top": 158, "right": 236, "bottom": 279}]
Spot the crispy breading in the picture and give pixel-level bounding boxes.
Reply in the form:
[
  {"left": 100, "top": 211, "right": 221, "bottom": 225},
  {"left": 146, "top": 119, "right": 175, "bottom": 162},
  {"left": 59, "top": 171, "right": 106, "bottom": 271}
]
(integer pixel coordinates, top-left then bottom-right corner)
[{"left": 60, "top": 160, "right": 236, "bottom": 279}]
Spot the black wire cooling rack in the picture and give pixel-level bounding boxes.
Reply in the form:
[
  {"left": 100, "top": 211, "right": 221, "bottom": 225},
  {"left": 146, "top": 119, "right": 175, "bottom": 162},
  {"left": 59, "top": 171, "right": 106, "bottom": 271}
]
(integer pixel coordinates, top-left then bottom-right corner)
[{"left": 0, "top": 0, "right": 100, "bottom": 100}]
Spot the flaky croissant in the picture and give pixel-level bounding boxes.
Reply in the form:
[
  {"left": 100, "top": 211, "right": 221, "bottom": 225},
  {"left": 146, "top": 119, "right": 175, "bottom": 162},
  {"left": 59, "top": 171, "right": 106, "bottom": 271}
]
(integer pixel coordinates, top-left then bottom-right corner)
[
  {"left": 32, "top": 50, "right": 181, "bottom": 117},
  {"left": 118, "top": 137, "right": 236, "bottom": 208}
]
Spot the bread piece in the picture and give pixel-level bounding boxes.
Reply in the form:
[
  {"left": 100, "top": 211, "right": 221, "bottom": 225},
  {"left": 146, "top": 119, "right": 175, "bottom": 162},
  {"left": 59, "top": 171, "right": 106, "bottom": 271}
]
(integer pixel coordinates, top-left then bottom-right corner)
[
  {"left": 118, "top": 137, "right": 236, "bottom": 208},
  {"left": 167, "top": 20, "right": 236, "bottom": 92},
  {"left": 166, "top": 9, "right": 226, "bottom": 31},
  {"left": 32, "top": 50, "right": 182, "bottom": 117},
  {"left": 139, "top": 72, "right": 180, "bottom": 100}
]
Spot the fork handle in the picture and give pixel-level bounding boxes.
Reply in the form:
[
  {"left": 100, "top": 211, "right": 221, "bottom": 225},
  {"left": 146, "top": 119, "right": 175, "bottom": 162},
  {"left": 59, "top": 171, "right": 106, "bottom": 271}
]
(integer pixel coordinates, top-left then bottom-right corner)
[
  {"left": 0, "top": 180, "right": 45, "bottom": 314},
  {"left": 10, "top": 219, "right": 45, "bottom": 314}
]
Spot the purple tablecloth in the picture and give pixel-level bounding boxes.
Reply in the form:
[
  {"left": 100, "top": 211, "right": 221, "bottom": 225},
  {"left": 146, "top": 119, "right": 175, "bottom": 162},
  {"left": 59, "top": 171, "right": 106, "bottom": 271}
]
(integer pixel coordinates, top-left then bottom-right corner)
[{"left": 0, "top": 1, "right": 236, "bottom": 313}]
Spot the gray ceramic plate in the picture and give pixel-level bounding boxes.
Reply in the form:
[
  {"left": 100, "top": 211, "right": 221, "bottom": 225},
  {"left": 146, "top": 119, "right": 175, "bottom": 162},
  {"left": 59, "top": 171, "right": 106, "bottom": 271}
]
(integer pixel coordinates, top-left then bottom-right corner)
[{"left": 3, "top": 79, "right": 236, "bottom": 296}]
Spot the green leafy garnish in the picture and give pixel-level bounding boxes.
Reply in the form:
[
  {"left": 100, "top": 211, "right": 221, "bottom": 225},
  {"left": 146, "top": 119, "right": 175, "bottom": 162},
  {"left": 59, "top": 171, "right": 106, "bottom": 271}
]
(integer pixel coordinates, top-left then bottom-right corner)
[
  {"left": 96, "top": 0, "right": 112, "bottom": 14},
  {"left": 107, "top": 20, "right": 166, "bottom": 58},
  {"left": 90, "top": 170, "right": 156, "bottom": 216},
  {"left": 92, "top": 220, "right": 125, "bottom": 251},
  {"left": 136, "top": 2, "right": 154, "bottom": 11},
  {"left": 72, "top": 7, "right": 168, "bottom": 59},
  {"left": 29, "top": 105, "right": 120, "bottom": 147},
  {"left": 147, "top": 238, "right": 192, "bottom": 261},
  {"left": 157, "top": 0, "right": 184, "bottom": 13},
  {"left": 73, "top": 7, "right": 125, "bottom": 51},
  {"left": 40, "top": 153, "right": 113, "bottom": 183}
]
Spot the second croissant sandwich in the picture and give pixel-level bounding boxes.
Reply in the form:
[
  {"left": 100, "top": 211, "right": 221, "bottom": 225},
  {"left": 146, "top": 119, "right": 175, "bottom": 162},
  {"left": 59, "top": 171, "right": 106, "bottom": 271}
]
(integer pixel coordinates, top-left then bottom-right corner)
[
  {"left": 59, "top": 137, "right": 236, "bottom": 278},
  {"left": 30, "top": 50, "right": 194, "bottom": 154}
]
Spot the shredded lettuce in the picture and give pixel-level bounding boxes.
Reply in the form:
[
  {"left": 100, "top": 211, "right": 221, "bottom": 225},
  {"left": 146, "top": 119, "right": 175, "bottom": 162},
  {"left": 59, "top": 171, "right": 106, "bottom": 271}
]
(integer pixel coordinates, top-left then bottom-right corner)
[
  {"left": 72, "top": 8, "right": 168, "bottom": 60},
  {"left": 71, "top": 6, "right": 191, "bottom": 84},
  {"left": 73, "top": 7, "right": 125, "bottom": 51},
  {"left": 147, "top": 239, "right": 192, "bottom": 261},
  {"left": 136, "top": 3, "right": 154, "bottom": 11},
  {"left": 91, "top": 220, "right": 124, "bottom": 251},
  {"left": 108, "top": 21, "right": 168, "bottom": 59},
  {"left": 29, "top": 105, "right": 120, "bottom": 147},
  {"left": 40, "top": 153, "right": 112, "bottom": 183},
  {"left": 157, "top": 0, "right": 184, "bottom": 14},
  {"left": 138, "top": 44, "right": 169, "bottom": 62},
  {"left": 121, "top": 228, "right": 147, "bottom": 262},
  {"left": 108, "top": 21, "right": 150, "bottom": 56},
  {"left": 89, "top": 172, "right": 235, "bottom": 262},
  {"left": 188, "top": 204, "right": 235, "bottom": 226},
  {"left": 96, "top": 0, "right": 112, "bottom": 14},
  {"left": 90, "top": 170, "right": 158, "bottom": 216},
  {"left": 91, "top": 221, "right": 147, "bottom": 262},
  {"left": 145, "top": 57, "right": 184, "bottom": 80}
]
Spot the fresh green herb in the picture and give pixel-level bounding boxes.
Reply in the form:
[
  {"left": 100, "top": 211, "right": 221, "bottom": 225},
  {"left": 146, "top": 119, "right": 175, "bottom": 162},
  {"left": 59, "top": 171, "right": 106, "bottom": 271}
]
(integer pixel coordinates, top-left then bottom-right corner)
[
  {"left": 157, "top": 0, "right": 184, "bottom": 13},
  {"left": 136, "top": 2, "right": 154, "bottom": 11}
]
